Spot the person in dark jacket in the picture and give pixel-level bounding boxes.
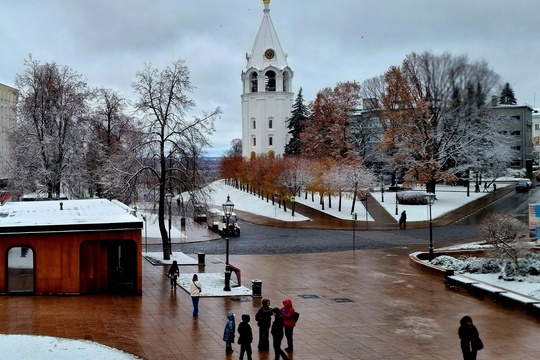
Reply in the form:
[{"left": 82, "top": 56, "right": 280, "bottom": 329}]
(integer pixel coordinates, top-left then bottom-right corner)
[
  {"left": 280, "top": 299, "right": 296, "bottom": 352},
  {"left": 237, "top": 314, "right": 253, "bottom": 360},
  {"left": 167, "top": 260, "right": 179, "bottom": 290},
  {"left": 271, "top": 308, "right": 289, "bottom": 360},
  {"left": 255, "top": 298, "right": 273, "bottom": 350},
  {"left": 458, "top": 315, "right": 481, "bottom": 360},
  {"left": 223, "top": 312, "right": 235, "bottom": 354},
  {"left": 399, "top": 210, "right": 407, "bottom": 230}
]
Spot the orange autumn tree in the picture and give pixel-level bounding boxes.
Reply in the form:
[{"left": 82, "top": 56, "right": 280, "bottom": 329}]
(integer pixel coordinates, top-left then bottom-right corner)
[
  {"left": 381, "top": 63, "right": 455, "bottom": 191},
  {"left": 300, "top": 81, "right": 361, "bottom": 160}
]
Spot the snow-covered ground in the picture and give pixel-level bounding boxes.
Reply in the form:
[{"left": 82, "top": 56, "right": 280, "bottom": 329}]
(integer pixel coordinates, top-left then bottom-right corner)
[
  {"left": 204, "top": 179, "right": 509, "bottom": 222},
  {"left": 0, "top": 334, "right": 142, "bottom": 359}
]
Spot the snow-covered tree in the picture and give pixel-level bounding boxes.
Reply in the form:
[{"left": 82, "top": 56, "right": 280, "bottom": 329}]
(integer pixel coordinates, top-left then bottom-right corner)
[
  {"left": 301, "top": 81, "right": 361, "bottom": 160},
  {"left": 277, "top": 156, "right": 313, "bottom": 216},
  {"left": 379, "top": 51, "right": 511, "bottom": 190},
  {"left": 84, "top": 88, "right": 141, "bottom": 203},
  {"left": 499, "top": 82, "right": 517, "bottom": 105},
  {"left": 10, "top": 56, "right": 90, "bottom": 198},
  {"left": 132, "top": 59, "right": 221, "bottom": 260},
  {"left": 477, "top": 212, "right": 529, "bottom": 279},
  {"left": 285, "top": 88, "right": 309, "bottom": 156}
]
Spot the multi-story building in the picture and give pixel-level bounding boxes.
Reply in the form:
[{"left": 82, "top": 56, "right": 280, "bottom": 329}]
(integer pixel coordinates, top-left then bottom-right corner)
[
  {"left": 241, "top": 0, "right": 294, "bottom": 159},
  {"left": 0, "top": 83, "right": 18, "bottom": 183},
  {"left": 491, "top": 104, "right": 534, "bottom": 170}
]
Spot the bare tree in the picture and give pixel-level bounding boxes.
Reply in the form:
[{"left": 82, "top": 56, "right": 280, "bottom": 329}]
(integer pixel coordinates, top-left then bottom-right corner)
[
  {"left": 84, "top": 88, "right": 141, "bottom": 202},
  {"left": 10, "top": 56, "right": 90, "bottom": 198},
  {"left": 132, "top": 59, "right": 221, "bottom": 260},
  {"left": 478, "top": 212, "right": 529, "bottom": 279}
]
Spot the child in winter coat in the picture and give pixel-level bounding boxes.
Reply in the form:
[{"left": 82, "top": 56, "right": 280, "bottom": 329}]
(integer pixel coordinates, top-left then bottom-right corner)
[
  {"left": 237, "top": 314, "right": 253, "bottom": 360},
  {"left": 223, "top": 312, "right": 235, "bottom": 354},
  {"left": 280, "top": 299, "right": 296, "bottom": 352}
]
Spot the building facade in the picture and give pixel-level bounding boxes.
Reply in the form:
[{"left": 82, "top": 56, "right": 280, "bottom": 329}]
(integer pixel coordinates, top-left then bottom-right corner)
[
  {"left": 241, "top": 0, "right": 294, "bottom": 159},
  {"left": 492, "top": 104, "right": 534, "bottom": 169},
  {"left": 0, "top": 83, "right": 17, "bottom": 183}
]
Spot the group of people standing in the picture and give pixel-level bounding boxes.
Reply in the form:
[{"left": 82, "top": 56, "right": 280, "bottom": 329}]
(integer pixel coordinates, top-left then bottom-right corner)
[{"left": 223, "top": 298, "right": 297, "bottom": 360}]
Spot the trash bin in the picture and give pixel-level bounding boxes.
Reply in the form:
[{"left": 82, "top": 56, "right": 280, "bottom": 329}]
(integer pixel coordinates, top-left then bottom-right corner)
[
  {"left": 252, "top": 279, "right": 262, "bottom": 298},
  {"left": 197, "top": 253, "right": 205, "bottom": 266}
]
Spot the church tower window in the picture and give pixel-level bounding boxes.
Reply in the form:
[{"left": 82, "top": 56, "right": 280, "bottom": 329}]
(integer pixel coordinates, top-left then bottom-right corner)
[
  {"left": 268, "top": 119, "right": 273, "bottom": 129},
  {"left": 251, "top": 73, "right": 258, "bottom": 92},
  {"left": 252, "top": 120, "right": 256, "bottom": 129},
  {"left": 253, "top": 137, "right": 257, "bottom": 146},
  {"left": 265, "top": 71, "right": 276, "bottom": 92},
  {"left": 269, "top": 136, "right": 273, "bottom": 146}
]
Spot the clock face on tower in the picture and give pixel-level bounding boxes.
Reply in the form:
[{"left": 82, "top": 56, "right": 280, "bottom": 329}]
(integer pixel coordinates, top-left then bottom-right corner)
[{"left": 264, "top": 48, "right": 275, "bottom": 60}]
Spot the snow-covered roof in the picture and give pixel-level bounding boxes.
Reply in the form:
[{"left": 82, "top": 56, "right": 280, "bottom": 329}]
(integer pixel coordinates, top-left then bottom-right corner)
[{"left": 0, "top": 199, "right": 142, "bottom": 234}]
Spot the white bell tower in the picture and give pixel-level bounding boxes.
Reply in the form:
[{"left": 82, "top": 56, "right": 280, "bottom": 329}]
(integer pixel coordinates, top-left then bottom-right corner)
[{"left": 241, "top": 0, "right": 294, "bottom": 159}]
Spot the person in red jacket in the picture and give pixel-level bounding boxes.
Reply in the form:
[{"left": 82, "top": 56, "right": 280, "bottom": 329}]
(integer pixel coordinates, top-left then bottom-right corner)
[{"left": 280, "top": 299, "right": 296, "bottom": 352}]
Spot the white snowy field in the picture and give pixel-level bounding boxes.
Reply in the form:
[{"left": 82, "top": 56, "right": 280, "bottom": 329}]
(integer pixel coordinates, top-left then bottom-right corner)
[{"left": 0, "top": 334, "right": 142, "bottom": 359}]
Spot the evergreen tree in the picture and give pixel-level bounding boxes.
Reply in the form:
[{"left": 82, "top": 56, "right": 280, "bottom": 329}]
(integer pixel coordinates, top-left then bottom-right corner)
[
  {"left": 285, "top": 88, "right": 309, "bottom": 155},
  {"left": 499, "top": 82, "right": 517, "bottom": 105}
]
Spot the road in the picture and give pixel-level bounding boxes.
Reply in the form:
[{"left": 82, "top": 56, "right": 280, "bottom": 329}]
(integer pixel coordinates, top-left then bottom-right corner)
[{"left": 151, "top": 184, "right": 536, "bottom": 256}]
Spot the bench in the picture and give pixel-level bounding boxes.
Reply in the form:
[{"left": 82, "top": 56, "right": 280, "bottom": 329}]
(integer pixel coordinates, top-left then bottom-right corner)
[
  {"left": 469, "top": 283, "right": 506, "bottom": 301},
  {"left": 498, "top": 291, "right": 540, "bottom": 311},
  {"left": 227, "top": 264, "right": 241, "bottom": 287},
  {"left": 445, "top": 275, "right": 478, "bottom": 291}
]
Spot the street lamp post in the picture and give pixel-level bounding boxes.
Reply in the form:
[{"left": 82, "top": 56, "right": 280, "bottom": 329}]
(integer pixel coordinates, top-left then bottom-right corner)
[
  {"left": 166, "top": 192, "right": 173, "bottom": 255},
  {"left": 424, "top": 193, "right": 436, "bottom": 261},
  {"left": 222, "top": 195, "right": 234, "bottom": 291},
  {"left": 395, "top": 192, "right": 399, "bottom": 215}
]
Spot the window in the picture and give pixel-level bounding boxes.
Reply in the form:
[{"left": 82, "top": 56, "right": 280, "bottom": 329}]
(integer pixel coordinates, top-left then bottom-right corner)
[
  {"left": 269, "top": 136, "right": 273, "bottom": 146},
  {"left": 511, "top": 146, "right": 521, "bottom": 150},
  {"left": 283, "top": 72, "right": 288, "bottom": 92},
  {"left": 511, "top": 130, "right": 521, "bottom": 136},
  {"left": 253, "top": 137, "right": 256, "bottom": 146},
  {"left": 535, "top": 124, "right": 539, "bottom": 131},
  {"left": 268, "top": 119, "right": 273, "bottom": 129},
  {"left": 251, "top": 73, "right": 258, "bottom": 92},
  {"left": 265, "top": 71, "right": 276, "bottom": 92},
  {"left": 252, "top": 120, "right": 256, "bottom": 130},
  {"left": 510, "top": 160, "right": 521, "bottom": 167}
]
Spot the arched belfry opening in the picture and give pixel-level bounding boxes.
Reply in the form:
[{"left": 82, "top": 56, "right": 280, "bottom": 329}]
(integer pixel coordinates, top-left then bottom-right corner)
[
  {"left": 251, "top": 72, "right": 258, "bottom": 92},
  {"left": 265, "top": 71, "right": 276, "bottom": 92}
]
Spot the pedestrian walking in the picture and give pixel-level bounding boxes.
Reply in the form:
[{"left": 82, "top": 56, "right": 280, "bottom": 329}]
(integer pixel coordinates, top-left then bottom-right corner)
[
  {"left": 399, "top": 210, "right": 407, "bottom": 230},
  {"left": 458, "top": 315, "right": 483, "bottom": 360},
  {"left": 280, "top": 299, "right": 296, "bottom": 353},
  {"left": 271, "top": 308, "right": 289, "bottom": 360},
  {"left": 255, "top": 298, "right": 273, "bottom": 351},
  {"left": 483, "top": 182, "right": 488, "bottom": 192},
  {"left": 223, "top": 312, "right": 235, "bottom": 354},
  {"left": 189, "top": 274, "right": 202, "bottom": 316},
  {"left": 167, "top": 260, "right": 179, "bottom": 290},
  {"left": 475, "top": 182, "right": 480, "bottom": 193},
  {"left": 237, "top": 314, "right": 253, "bottom": 360}
]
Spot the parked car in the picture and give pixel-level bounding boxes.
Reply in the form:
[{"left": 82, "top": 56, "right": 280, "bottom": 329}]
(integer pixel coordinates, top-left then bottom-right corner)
[{"left": 516, "top": 179, "right": 532, "bottom": 192}]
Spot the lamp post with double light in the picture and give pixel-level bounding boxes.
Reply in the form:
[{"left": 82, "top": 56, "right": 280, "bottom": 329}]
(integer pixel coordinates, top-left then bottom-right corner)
[
  {"left": 424, "top": 193, "right": 436, "bottom": 260},
  {"left": 166, "top": 192, "right": 173, "bottom": 255},
  {"left": 223, "top": 195, "right": 234, "bottom": 291}
]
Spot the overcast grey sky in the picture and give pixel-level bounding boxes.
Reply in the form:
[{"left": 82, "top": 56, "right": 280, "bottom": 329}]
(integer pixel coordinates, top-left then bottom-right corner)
[{"left": 1, "top": 0, "right": 538, "bottom": 156}]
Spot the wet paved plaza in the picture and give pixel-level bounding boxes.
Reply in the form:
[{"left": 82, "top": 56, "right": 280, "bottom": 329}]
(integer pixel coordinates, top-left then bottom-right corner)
[{"left": 1, "top": 244, "right": 540, "bottom": 359}]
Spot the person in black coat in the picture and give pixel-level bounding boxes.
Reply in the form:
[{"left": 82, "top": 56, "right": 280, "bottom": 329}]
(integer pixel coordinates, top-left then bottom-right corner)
[
  {"left": 167, "top": 260, "right": 179, "bottom": 290},
  {"left": 271, "top": 308, "right": 289, "bottom": 360},
  {"left": 458, "top": 315, "right": 481, "bottom": 360},
  {"left": 255, "top": 298, "right": 273, "bottom": 350},
  {"left": 237, "top": 314, "right": 253, "bottom": 360}
]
